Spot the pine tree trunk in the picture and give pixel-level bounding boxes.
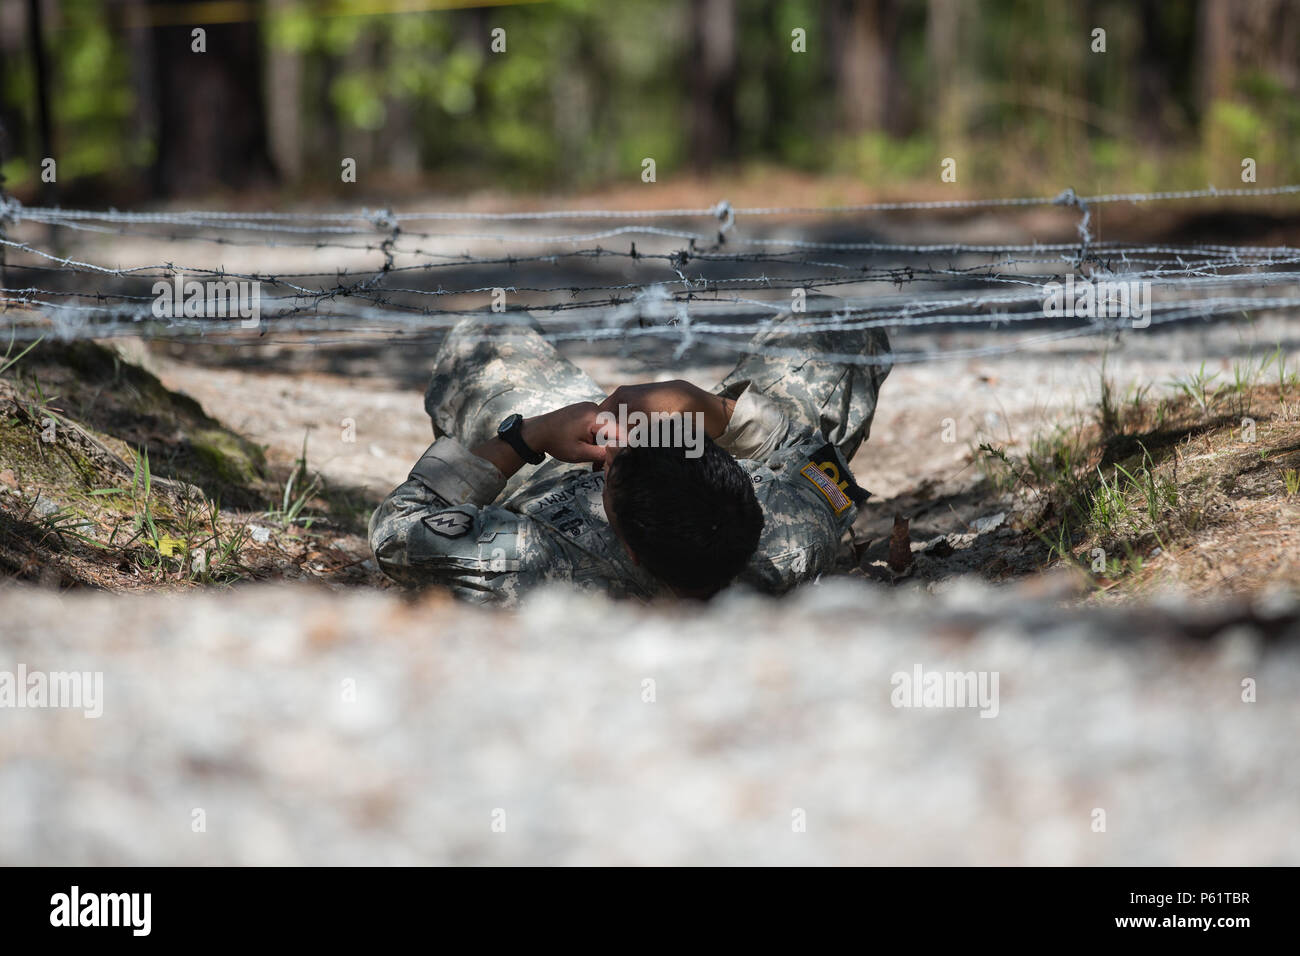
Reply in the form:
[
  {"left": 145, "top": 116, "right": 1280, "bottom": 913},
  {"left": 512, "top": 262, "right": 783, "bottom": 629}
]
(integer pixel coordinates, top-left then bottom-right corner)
[{"left": 689, "top": 0, "right": 738, "bottom": 171}]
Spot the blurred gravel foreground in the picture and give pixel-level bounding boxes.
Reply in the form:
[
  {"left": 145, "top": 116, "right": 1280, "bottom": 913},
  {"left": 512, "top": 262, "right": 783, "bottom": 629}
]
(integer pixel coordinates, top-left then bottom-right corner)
[{"left": 2, "top": 577, "right": 1298, "bottom": 866}]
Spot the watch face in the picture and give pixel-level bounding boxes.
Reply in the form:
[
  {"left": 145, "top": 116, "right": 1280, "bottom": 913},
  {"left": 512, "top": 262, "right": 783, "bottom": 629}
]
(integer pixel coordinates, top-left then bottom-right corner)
[{"left": 498, "top": 413, "right": 519, "bottom": 436}]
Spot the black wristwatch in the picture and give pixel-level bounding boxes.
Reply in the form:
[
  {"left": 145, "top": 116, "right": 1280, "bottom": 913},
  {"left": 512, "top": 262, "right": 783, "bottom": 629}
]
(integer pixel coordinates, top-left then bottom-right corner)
[{"left": 497, "top": 413, "right": 545, "bottom": 465}]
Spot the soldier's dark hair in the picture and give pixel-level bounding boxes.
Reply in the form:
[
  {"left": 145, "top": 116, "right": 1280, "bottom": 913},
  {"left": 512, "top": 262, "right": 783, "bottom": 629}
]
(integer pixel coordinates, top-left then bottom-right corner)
[{"left": 606, "top": 435, "right": 764, "bottom": 596}]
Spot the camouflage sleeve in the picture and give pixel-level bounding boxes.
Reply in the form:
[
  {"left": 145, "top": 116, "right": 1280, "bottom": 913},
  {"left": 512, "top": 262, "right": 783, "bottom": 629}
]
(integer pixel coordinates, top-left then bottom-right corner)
[
  {"left": 401, "top": 436, "right": 507, "bottom": 508},
  {"left": 737, "top": 428, "right": 869, "bottom": 594},
  {"left": 714, "top": 384, "right": 816, "bottom": 462},
  {"left": 723, "top": 383, "right": 876, "bottom": 594},
  {"left": 368, "top": 438, "right": 531, "bottom": 600},
  {"left": 716, "top": 382, "right": 869, "bottom": 526}
]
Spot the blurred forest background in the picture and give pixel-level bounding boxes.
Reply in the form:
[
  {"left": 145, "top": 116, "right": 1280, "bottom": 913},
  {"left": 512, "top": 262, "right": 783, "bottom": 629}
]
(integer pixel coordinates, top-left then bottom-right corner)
[{"left": 0, "top": 0, "right": 1298, "bottom": 204}]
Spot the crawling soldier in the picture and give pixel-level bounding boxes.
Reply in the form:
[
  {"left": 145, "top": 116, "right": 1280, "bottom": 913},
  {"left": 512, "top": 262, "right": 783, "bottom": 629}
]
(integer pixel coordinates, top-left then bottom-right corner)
[{"left": 370, "top": 313, "right": 891, "bottom": 604}]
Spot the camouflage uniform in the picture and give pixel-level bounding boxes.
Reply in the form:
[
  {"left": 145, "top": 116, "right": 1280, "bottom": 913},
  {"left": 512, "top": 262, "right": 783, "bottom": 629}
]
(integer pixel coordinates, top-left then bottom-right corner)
[{"left": 369, "top": 312, "right": 892, "bottom": 605}]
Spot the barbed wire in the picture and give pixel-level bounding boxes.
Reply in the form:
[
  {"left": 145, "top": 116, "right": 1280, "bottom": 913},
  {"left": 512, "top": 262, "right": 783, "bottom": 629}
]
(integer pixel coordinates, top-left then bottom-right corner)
[
  {"left": 2, "top": 184, "right": 1298, "bottom": 366},
  {"left": 7, "top": 183, "right": 1298, "bottom": 227}
]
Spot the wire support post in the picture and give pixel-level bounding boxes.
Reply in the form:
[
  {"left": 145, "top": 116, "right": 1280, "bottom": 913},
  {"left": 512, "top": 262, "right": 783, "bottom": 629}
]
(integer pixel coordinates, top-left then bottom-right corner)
[{"left": 1051, "top": 188, "right": 1092, "bottom": 268}]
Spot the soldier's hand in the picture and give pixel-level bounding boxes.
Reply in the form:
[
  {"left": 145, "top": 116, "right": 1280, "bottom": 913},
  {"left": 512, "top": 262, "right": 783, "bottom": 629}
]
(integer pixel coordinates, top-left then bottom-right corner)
[
  {"left": 597, "top": 381, "right": 733, "bottom": 438},
  {"left": 522, "top": 402, "right": 607, "bottom": 465}
]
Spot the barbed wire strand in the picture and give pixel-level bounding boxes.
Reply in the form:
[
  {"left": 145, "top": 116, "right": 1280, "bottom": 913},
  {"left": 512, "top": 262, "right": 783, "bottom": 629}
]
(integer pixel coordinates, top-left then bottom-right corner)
[{"left": 2, "top": 184, "right": 1298, "bottom": 367}]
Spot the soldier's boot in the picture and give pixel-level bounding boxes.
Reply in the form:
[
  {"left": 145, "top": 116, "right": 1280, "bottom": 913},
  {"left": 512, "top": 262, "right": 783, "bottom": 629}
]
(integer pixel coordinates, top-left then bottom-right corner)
[{"left": 713, "top": 303, "right": 893, "bottom": 463}]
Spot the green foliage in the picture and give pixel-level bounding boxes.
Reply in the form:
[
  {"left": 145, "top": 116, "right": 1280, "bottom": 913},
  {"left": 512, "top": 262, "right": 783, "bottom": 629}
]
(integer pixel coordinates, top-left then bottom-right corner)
[
  {"left": 2, "top": 0, "right": 134, "bottom": 186},
  {"left": 0, "top": 335, "right": 43, "bottom": 377},
  {"left": 266, "top": 431, "right": 320, "bottom": 529},
  {"left": 831, "top": 132, "right": 935, "bottom": 185},
  {"left": 2, "top": 0, "right": 1299, "bottom": 193},
  {"left": 1167, "top": 362, "right": 1221, "bottom": 417}
]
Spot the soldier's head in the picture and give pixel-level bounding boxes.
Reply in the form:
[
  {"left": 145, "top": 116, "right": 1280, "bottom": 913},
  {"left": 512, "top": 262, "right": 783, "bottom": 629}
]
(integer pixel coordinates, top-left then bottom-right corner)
[{"left": 602, "top": 435, "right": 764, "bottom": 598}]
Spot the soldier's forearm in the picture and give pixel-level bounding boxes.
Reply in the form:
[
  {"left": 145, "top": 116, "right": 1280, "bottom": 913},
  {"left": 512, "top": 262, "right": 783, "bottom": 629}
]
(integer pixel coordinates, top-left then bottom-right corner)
[
  {"left": 703, "top": 392, "right": 736, "bottom": 438},
  {"left": 468, "top": 414, "right": 561, "bottom": 479},
  {"left": 470, "top": 434, "right": 528, "bottom": 480},
  {"left": 470, "top": 404, "right": 606, "bottom": 475},
  {"left": 599, "top": 381, "right": 735, "bottom": 438}
]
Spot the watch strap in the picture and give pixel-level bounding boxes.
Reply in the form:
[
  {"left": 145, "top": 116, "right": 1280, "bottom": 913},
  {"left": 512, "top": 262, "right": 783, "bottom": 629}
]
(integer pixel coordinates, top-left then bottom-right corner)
[{"left": 500, "top": 414, "right": 544, "bottom": 465}]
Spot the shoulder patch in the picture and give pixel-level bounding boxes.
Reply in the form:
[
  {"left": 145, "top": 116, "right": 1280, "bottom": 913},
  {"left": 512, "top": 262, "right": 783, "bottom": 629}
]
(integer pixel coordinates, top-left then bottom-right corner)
[
  {"left": 806, "top": 442, "right": 870, "bottom": 505},
  {"left": 423, "top": 510, "right": 473, "bottom": 538},
  {"left": 799, "top": 461, "right": 852, "bottom": 514}
]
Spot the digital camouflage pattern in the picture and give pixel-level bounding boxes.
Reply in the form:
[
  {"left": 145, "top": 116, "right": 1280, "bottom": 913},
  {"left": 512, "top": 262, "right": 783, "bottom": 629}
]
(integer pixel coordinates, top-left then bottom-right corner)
[{"left": 370, "top": 312, "right": 892, "bottom": 605}]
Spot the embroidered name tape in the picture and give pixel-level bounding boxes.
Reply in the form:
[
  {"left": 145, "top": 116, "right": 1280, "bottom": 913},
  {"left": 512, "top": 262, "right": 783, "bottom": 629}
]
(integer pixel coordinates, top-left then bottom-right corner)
[{"left": 799, "top": 462, "right": 852, "bottom": 514}]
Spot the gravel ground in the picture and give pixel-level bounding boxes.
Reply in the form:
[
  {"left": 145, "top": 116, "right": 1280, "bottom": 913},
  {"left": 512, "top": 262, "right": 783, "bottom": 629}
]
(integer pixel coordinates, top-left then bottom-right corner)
[{"left": 2, "top": 575, "right": 1297, "bottom": 865}]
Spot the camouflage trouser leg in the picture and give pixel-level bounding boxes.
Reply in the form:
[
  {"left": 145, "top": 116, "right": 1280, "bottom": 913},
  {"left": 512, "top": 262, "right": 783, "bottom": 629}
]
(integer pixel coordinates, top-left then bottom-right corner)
[
  {"left": 425, "top": 316, "right": 606, "bottom": 499},
  {"left": 713, "top": 313, "right": 893, "bottom": 463}
]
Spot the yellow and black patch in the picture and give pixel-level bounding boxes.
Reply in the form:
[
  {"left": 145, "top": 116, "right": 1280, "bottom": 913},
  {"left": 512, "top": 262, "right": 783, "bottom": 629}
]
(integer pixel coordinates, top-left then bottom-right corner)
[
  {"left": 799, "top": 442, "right": 869, "bottom": 514},
  {"left": 799, "top": 462, "right": 851, "bottom": 513}
]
